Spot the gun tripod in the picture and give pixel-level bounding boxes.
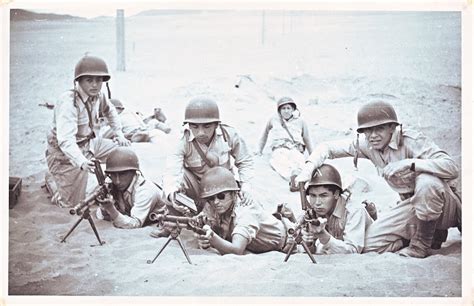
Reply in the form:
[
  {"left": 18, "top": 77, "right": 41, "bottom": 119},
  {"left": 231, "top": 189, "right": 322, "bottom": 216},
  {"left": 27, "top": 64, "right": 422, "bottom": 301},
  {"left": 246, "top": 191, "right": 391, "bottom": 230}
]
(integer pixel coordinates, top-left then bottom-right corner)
[
  {"left": 60, "top": 207, "right": 105, "bottom": 246},
  {"left": 147, "top": 226, "right": 193, "bottom": 265},
  {"left": 283, "top": 237, "right": 317, "bottom": 264}
]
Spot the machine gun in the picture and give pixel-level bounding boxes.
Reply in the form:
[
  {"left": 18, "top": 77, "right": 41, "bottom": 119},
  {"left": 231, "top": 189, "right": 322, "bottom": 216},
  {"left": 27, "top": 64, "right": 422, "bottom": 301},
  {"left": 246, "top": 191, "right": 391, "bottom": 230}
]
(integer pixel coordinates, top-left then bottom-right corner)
[
  {"left": 147, "top": 213, "right": 208, "bottom": 265},
  {"left": 283, "top": 182, "right": 318, "bottom": 263},
  {"left": 60, "top": 160, "right": 109, "bottom": 246}
]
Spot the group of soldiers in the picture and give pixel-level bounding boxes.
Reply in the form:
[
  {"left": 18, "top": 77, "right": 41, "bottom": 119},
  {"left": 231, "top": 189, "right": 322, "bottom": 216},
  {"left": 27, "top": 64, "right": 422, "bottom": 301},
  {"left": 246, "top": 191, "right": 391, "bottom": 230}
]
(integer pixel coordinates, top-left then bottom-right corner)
[{"left": 45, "top": 54, "right": 462, "bottom": 259}]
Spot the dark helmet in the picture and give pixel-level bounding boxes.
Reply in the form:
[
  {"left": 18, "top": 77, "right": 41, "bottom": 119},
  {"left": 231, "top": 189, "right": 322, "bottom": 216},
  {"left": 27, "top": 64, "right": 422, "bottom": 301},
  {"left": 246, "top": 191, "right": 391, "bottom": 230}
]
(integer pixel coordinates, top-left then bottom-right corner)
[
  {"left": 277, "top": 96, "right": 297, "bottom": 112},
  {"left": 74, "top": 55, "right": 111, "bottom": 82},
  {"left": 200, "top": 167, "right": 239, "bottom": 198},
  {"left": 306, "top": 164, "right": 342, "bottom": 193},
  {"left": 356, "top": 101, "right": 399, "bottom": 133},
  {"left": 105, "top": 147, "right": 139, "bottom": 173},
  {"left": 184, "top": 97, "right": 220, "bottom": 124},
  {"left": 110, "top": 99, "right": 124, "bottom": 110}
]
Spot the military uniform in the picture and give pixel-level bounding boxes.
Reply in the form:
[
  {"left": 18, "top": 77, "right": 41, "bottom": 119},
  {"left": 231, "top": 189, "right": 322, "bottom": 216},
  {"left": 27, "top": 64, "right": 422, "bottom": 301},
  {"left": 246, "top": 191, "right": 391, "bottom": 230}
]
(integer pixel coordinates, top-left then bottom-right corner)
[
  {"left": 201, "top": 193, "right": 288, "bottom": 253},
  {"left": 258, "top": 114, "right": 312, "bottom": 180},
  {"left": 46, "top": 86, "right": 123, "bottom": 207},
  {"left": 312, "top": 196, "right": 373, "bottom": 254},
  {"left": 163, "top": 124, "right": 253, "bottom": 207},
  {"left": 101, "top": 174, "right": 168, "bottom": 229},
  {"left": 305, "top": 127, "right": 460, "bottom": 253}
]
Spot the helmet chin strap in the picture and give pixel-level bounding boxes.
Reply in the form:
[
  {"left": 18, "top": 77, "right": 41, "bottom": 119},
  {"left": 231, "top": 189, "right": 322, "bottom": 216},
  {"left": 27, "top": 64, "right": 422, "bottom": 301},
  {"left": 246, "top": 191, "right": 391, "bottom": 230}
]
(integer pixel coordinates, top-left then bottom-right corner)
[{"left": 106, "top": 82, "right": 111, "bottom": 99}]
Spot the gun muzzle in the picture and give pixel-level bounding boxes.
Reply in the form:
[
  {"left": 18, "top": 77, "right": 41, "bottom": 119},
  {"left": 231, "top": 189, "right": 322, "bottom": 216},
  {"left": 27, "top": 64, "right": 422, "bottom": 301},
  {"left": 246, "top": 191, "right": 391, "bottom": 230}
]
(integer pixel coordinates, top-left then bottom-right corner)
[{"left": 69, "top": 186, "right": 103, "bottom": 215}]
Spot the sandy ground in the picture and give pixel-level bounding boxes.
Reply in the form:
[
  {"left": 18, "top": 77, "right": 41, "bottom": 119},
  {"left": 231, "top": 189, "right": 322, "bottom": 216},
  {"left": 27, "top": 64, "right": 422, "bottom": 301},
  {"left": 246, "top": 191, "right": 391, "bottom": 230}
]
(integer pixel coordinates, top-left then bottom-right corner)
[{"left": 5, "top": 9, "right": 466, "bottom": 302}]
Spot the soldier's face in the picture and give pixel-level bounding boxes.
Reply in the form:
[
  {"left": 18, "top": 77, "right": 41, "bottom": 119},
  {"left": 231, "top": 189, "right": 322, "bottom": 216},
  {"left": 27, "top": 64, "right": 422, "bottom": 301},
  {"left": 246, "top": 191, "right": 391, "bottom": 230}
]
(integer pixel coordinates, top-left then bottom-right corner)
[
  {"left": 78, "top": 76, "right": 103, "bottom": 96},
  {"left": 204, "top": 191, "right": 234, "bottom": 215},
  {"left": 307, "top": 186, "right": 339, "bottom": 217},
  {"left": 279, "top": 104, "right": 294, "bottom": 120},
  {"left": 189, "top": 122, "right": 218, "bottom": 145},
  {"left": 108, "top": 170, "right": 135, "bottom": 191},
  {"left": 362, "top": 123, "right": 396, "bottom": 150}
]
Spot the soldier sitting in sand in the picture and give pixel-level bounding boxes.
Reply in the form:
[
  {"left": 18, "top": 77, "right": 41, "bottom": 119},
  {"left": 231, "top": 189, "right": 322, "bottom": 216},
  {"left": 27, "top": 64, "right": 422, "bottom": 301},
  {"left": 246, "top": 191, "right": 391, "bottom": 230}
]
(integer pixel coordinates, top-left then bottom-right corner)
[{"left": 256, "top": 96, "right": 313, "bottom": 192}]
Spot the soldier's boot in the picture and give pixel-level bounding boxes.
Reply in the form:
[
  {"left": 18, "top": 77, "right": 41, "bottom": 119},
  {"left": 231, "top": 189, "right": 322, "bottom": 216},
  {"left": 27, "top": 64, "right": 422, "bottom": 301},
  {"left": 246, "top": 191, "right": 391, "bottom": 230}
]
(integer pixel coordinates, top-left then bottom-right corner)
[
  {"left": 149, "top": 226, "right": 171, "bottom": 238},
  {"left": 431, "top": 229, "right": 448, "bottom": 250},
  {"left": 289, "top": 175, "right": 299, "bottom": 192},
  {"left": 398, "top": 218, "right": 438, "bottom": 258}
]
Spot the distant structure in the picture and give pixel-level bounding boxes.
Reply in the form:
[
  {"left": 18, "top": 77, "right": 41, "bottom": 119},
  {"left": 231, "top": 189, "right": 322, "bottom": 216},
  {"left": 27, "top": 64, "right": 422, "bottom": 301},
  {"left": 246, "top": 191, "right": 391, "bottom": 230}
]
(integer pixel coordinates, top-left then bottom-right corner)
[{"left": 116, "top": 9, "right": 126, "bottom": 71}]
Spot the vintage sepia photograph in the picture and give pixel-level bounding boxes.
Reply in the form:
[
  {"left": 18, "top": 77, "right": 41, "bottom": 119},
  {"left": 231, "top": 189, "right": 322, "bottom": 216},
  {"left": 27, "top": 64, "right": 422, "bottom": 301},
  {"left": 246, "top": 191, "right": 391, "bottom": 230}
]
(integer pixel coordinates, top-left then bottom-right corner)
[{"left": 3, "top": 0, "right": 471, "bottom": 304}]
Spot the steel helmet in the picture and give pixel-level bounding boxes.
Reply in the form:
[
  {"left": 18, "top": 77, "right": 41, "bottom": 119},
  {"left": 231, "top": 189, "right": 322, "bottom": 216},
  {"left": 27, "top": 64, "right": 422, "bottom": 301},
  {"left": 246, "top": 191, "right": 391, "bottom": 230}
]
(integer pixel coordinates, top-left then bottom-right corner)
[
  {"left": 306, "top": 164, "right": 342, "bottom": 193},
  {"left": 74, "top": 55, "right": 111, "bottom": 82},
  {"left": 277, "top": 96, "right": 297, "bottom": 112},
  {"left": 356, "top": 101, "right": 399, "bottom": 133},
  {"left": 184, "top": 97, "right": 220, "bottom": 124},
  {"left": 200, "top": 167, "right": 240, "bottom": 198},
  {"left": 105, "top": 147, "right": 139, "bottom": 173},
  {"left": 110, "top": 99, "right": 124, "bottom": 110}
]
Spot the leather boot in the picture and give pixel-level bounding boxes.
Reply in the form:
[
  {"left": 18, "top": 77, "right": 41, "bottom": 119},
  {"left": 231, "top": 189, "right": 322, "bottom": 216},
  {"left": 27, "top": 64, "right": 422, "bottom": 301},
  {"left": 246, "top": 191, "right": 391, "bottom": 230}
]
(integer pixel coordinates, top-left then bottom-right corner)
[
  {"left": 149, "top": 226, "right": 171, "bottom": 238},
  {"left": 289, "top": 175, "right": 299, "bottom": 192},
  {"left": 431, "top": 229, "right": 448, "bottom": 250},
  {"left": 398, "top": 218, "right": 438, "bottom": 258}
]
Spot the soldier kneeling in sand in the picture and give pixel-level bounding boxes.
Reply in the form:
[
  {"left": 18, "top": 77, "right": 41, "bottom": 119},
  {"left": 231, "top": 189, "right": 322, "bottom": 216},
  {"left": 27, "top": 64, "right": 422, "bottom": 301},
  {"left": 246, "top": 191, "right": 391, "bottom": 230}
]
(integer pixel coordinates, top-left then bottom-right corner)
[
  {"left": 299, "top": 164, "right": 374, "bottom": 254},
  {"left": 194, "top": 167, "right": 293, "bottom": 255},
  {"left": 297, "top": 101, "right": 461, "bottom": 258},
  {"left": 101, "top": 98, "right": 171, "bottom": 143},
  {"left": 96, "top": 147, "right": 168, "bottom": 229}
]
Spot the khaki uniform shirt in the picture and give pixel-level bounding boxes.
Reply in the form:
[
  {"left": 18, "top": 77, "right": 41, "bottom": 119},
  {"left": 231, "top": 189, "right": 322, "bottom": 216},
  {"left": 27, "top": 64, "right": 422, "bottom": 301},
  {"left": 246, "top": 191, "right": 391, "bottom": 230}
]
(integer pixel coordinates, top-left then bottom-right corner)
[
  {"left": 306, "top": 128, "right": 458, "bottom": 194},
  {"left": 48, "top": 86, "right": 124, "bottom": 167},
  {"left": 164, "top": 124, "right": 253, "bottom": 195},
  {"left": 112, "top": 174, "right": 167, "bottom": 229},
  {"left": 315, "top": 197, "right": 373, "bottom": 254},
  {"left": 201, "top": 194, "right": 287, "bottom": 253},
  {"left": 259, "top": 115, "right": 312, "bottom": 151}
]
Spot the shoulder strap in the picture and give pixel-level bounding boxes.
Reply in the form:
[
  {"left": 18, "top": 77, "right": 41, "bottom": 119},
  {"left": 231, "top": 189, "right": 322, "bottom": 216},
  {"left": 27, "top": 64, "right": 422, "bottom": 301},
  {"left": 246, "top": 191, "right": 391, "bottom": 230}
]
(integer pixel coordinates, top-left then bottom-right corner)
[
  {"left": 280, "top": 116, "right": 297, "bottom": 144},
  {"left": 191, "top": 139, "right": 213, "bottom": 167},
  {"left": 219, "top": 124, "right": 230, "bottom": 143}
]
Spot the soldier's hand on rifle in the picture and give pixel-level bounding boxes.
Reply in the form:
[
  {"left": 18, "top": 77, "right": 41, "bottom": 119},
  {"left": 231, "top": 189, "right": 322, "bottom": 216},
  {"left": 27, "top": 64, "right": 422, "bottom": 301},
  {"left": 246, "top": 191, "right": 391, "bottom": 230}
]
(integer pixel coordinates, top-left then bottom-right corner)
[
  {"left": 196, "top": 225, "right": 214, "bottom": 250},
  {"left": 309, "top": 217, "right": 328, "bottom": 234},
  {"left": 96, "top": 193, "right": 115, "bottom": 208},
  {"left": 80, "top": 159, "right": 95, "bottom": 173},
  {"left": 301, "top": 229, "right": 316, "bottom": 245},
  {"left": 295, "top": 161, "right": 316, "bottom": 184}
]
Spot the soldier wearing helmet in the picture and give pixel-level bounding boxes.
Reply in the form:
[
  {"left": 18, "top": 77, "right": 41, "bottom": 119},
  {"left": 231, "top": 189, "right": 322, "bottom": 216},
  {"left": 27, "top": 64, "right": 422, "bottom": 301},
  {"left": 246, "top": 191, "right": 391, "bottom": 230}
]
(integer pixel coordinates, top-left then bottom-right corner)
[
  {"left": 256, "top": 96, "right": 313, "bottom": 192},
  {"left": 46, "top": 54, "right": 130, "bottom": 208},
  {"left": 95, "top": 147, "right": 168, "bottom": 229},
  {"left": 160, "top": 96, "right": 253, "bottom": 218},
  {"left": 296, "top": 101, "right": 461, "bottom": 258},
  {"left": 299, "top": 164, "right": 373, "bottom": 254},
  {"left": 194, "top": 167, "right": 293, "bottom": 255}
]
